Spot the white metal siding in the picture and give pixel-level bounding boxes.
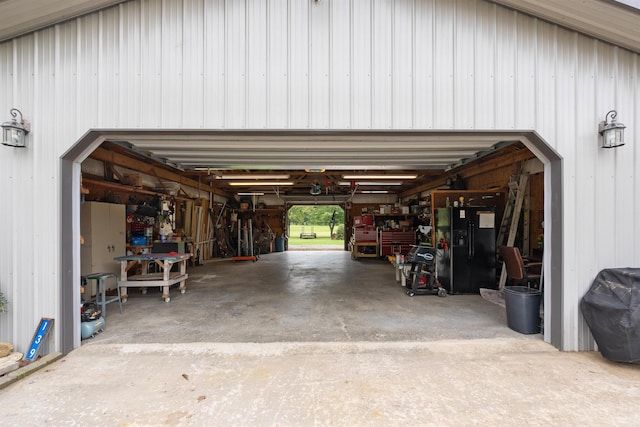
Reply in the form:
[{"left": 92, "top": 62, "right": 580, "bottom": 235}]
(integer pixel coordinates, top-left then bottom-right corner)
[{"left": 1, "top": 0, "right": 639, "bottom": 352}]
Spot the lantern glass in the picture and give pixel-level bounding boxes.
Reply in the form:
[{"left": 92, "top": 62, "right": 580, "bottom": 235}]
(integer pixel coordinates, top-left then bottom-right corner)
[
  {"left": 2, "top": 124, "right": 25, "bottom": 147},
  {"left": 602, "top": 126, "right": 625, "bottom": 148},
  {"left": 614, "top": 128, "right": 624, "bottom": 146}
]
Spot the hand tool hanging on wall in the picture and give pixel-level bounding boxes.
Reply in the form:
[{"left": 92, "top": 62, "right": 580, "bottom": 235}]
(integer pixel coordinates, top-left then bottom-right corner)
[{"left": 310, "top": 182, "right": 322, "bottom": 196}]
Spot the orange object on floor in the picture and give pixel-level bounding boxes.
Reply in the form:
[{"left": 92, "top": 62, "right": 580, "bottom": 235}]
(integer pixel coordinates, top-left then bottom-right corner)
[{"left": 232, "top": 256, "right": 258, "bottom": 262}]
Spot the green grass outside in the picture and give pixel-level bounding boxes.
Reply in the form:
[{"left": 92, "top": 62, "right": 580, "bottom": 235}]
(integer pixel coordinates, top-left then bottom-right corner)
[{"left": 287, "top": 224, "right": 344, "bottom": 246}]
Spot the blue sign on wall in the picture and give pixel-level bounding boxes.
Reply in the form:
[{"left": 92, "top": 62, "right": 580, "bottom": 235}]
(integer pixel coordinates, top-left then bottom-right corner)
[{"left": 25, "top": 318, "right": 54, "bottom": 362}]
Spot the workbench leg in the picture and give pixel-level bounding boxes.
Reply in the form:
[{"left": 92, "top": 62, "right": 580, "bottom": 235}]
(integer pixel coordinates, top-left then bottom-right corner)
[
  {"left": 162, "top": 260, "right": 171, "bottom": 302},
  {"left": 120, "top": 262, "right": 128, "bottom": 302},
  {"left": 98, "top": 277, "right": 106, "bottom": 316},
  {"left": 178, "top": 260, "right": 187, "bottom": 294}
]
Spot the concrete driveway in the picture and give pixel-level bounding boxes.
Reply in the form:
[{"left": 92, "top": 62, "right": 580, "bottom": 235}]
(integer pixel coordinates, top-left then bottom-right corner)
[{"left": 1, "top": 252, "right": 639, "bottom": 425}]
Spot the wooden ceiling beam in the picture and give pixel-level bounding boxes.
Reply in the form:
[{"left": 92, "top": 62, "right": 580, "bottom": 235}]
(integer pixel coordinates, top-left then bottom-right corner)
[
  {"left": 400, "top": 146, "right": 535, "bottom": 197},
  {"left": 89, "top": 146, "right": 230, "bottom": 197}
]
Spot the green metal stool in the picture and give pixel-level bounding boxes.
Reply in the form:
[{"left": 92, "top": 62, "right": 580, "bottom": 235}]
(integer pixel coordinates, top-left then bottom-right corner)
[{"left": 84, "top": 272, "right": 122, "bottom": 317}]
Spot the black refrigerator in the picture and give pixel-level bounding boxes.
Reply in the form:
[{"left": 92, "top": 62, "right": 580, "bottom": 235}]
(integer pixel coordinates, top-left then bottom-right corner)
[{"left": 434, "top": 206, "right": 496, "bottom": 294}]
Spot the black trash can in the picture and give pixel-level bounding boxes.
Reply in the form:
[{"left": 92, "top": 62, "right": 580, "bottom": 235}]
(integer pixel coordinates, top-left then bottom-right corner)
[{"left": 504, "top": 286, "right": 542, "bottom": 334}]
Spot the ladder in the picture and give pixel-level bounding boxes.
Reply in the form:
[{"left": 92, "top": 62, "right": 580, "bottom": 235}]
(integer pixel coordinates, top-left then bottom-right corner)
[{"left": 497, "top": 173, "right": 530, "bottom": 290}]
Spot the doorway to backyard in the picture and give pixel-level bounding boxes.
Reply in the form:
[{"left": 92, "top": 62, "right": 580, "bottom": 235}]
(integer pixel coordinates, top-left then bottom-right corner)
[{"left": 287, "top": 205, "right": 345, "bottom": 251}]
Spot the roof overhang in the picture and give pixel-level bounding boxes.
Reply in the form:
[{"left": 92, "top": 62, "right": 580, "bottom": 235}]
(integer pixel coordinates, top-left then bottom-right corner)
[
  {"left": 0, "top": 0, "right": 129, "bottom": 42},
  {"left": 490, "top": 0, "right": 640, "bottom": 54}
]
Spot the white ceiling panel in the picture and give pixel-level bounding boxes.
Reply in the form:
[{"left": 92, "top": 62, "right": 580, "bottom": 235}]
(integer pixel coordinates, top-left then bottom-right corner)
[
  {"left": 85, "top": 130, "right": 529, "bottom": 196},
  {"left": 111, "top": 131, "right": 515, "bottom": 171}
]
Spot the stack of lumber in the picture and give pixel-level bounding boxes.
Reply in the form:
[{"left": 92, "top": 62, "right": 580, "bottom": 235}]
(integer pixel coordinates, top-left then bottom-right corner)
[{"left": 183, "top": 198, "right": 214, "bottom": 261}]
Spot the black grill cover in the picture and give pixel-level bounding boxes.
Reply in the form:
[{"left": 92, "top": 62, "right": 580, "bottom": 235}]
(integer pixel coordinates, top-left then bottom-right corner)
[{"left": 580, "top": 268, "right": 640, "bottom": 363}]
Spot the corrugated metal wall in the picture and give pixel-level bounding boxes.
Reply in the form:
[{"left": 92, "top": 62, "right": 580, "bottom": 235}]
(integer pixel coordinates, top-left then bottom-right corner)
[{"left": 0, "top": 0, "right": 638, "bottom": 352}]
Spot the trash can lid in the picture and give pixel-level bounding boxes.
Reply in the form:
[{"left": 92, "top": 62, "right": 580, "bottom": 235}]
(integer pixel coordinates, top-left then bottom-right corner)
[{"left": 505, "top": 286, "right": 541, "bottom": 295}]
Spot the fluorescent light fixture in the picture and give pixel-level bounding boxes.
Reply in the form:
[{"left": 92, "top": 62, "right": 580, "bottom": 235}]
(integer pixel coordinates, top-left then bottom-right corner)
[
  {"left": 219, "top": 174, "right": 290, "bottom": 180},
  {"left": 237, "top": 192, "right": 265, "bottom": 196},
  {"left": 228, "top": 181, "right": 294, "bottom": 186},
  {"left": 342, "top": 174, "right": 417, "bottom": 180},
  {"left": 338, "top": 181, "right": 403, "bottom": 186},
  {"left": 361, "top": 190, "right": 390, "bottom": 194}
]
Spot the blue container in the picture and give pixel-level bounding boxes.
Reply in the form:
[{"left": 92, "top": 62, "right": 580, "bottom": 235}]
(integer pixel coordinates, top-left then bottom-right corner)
[
  {"left": 131, "top": 236, "right": 147, "bottom": 246},
  {"left": 275, "top": 237, "right": 285, "bottom": 252}
]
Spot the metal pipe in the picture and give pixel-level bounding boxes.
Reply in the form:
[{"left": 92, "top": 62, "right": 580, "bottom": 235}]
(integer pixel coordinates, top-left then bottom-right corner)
[
  {"left": 237, "top": 218, "right": 241, "bottom": 255},
  {"left": 242, "top": 223, "right": 248, "bottom": 256},
  {"left": 249, "top": 219, "right": 253, "bottom": 257}
]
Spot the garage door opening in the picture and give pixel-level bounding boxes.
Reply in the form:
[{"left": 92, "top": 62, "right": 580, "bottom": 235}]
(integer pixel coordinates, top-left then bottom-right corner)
[
  {"left": 287, "top": 205, "right": 345, "bottom": 251},
  {"left": 61, "top": 130, "right": 563, "bottom": 354}
]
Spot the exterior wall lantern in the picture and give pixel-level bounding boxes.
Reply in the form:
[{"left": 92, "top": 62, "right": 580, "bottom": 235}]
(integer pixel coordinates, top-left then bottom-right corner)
[
  {"left": 598, "top": 110, "right": 625, "bottom": 148},
  {"left": 1, "top": 108, "right": 31, "bottom": 148}
]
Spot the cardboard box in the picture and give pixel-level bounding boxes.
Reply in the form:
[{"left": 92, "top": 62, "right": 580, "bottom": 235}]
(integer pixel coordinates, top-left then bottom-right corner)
[{"left": 122, "top": 173, "right": 142, "bottom": 187}]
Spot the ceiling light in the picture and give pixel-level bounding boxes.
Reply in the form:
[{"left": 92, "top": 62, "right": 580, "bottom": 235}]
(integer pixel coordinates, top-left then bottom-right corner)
[
  {"left": 305, "top": 168, "right": 326, "bottom": 173},
  {"left": 342, "top": 174, "right": 417, "bottom": 180},
  {"left": 361, "top": 190, "right": 390, "bottom": 194},
  {"left": 237, "top": 192, "right": 265, "bottom": 196},
  {"left": 338, "top": 181, "right": 403, "bottom": 186},
  {"left": 219, "top": 174, "right": 290, "bottom": 179},
  {"left": 228, "top": 181, "right": 294, "bottom": 186}
]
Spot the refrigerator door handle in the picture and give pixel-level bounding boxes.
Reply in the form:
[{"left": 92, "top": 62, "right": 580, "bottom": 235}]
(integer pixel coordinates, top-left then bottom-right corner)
[
  {"left": 468, "top": 221, "right": 473, "bottom": 259},
  {"left": 469, "top": 221, "right": 475, "bottom": 259}
]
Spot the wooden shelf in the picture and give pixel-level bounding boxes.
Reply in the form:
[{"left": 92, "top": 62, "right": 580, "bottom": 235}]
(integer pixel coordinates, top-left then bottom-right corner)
[
  {"left": 236, "top": 208, "right": 283, "bottom": 213},
  {"left": 373, "top": 213, "right": 418, "bottom": 217},
  {"left": 83, "top": 177, "right": 194, "bottom": 201}
]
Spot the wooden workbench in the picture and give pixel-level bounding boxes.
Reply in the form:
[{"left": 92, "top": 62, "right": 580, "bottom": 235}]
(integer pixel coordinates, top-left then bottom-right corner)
[{"left": 113, "top": 253, "right": 192, "bottom": 302}]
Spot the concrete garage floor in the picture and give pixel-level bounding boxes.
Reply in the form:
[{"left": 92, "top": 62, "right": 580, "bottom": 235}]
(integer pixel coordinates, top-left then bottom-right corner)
[
  {"left": 1, "top": 251, "right": 640, "bottom": 425},
  {"left": 89, "top": 250, "right": 530, "bottom": 344}
]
